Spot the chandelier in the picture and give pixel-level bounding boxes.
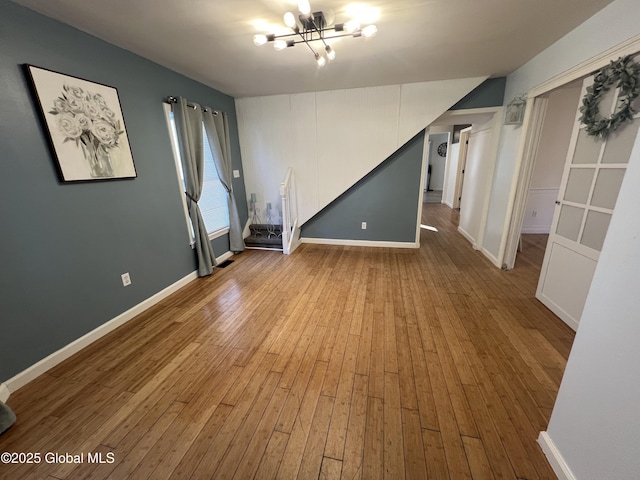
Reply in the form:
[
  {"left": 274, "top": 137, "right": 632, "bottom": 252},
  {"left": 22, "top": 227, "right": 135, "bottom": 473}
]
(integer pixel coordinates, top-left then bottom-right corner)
[{"left": 253, "top": 0, "right": 378, "bottom": 67}]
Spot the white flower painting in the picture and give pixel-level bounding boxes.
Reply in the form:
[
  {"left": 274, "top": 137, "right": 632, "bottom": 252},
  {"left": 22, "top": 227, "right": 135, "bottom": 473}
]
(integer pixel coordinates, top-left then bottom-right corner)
[{"left": 27, "top": 65, "right": 137, "bottom": 182}]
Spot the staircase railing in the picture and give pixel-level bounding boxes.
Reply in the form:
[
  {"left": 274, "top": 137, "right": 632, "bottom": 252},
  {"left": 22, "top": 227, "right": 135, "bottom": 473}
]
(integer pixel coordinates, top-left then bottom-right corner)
[{"left": 280, "top": 167, "right": 300, "bottom": 254}]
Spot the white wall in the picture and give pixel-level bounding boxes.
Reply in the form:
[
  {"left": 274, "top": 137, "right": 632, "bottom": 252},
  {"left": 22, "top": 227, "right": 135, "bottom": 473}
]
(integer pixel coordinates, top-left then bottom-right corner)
[
  {"left": 522, "top": 83, "right": 581, "bottom": 234},
  {"left": 530, "top": 85, "right": 581, "bottom": 189},
  {"left": 542, "top": 127, "right": 640, "bottom": 480},
  {"left": 481, "top": 0, "right": 640, "bottom": 263},
  {"left": 427, "top": 133, "right": 448, "bottom": 191},
  {"left": 443, "top": 142, "right": 460, "bottom": 207},
  {"left": 458, "top": 118, "right": 494, "bottom": 245},
  {"left": 237, "top": 77, "right": 487, "bottom": 224}
]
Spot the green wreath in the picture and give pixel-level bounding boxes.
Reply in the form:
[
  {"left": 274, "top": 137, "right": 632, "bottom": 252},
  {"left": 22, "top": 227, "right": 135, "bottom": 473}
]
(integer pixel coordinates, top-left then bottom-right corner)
[{"left": 579, "top": 55, "right": 640, "bottom": 139}]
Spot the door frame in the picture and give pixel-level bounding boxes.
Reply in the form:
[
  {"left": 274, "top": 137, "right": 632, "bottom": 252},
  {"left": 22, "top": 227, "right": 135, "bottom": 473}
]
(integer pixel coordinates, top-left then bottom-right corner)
[
  {"left": 433, "top": 106, "right": 504, "bottom": 255},
  {"left": 453, "top": 127, "right": 472, "bottom": 209},
  {"left": 500, "top": 34, "right": 640, "bottom": 269}
]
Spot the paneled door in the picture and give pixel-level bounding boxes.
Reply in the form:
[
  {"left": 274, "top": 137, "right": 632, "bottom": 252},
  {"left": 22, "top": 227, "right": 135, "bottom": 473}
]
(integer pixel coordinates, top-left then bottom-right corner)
[{"left": 536, "top": 76, "right": 640, "bottom": 330}]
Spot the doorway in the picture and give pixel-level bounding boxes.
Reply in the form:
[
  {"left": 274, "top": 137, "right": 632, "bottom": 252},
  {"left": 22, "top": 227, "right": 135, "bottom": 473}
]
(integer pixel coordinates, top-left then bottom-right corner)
[
  {"left": 428, "top": 107, "right": 503, "bottom": 251},
  {"left": 512, "top": 80, "right": 583, "bottom": 273},
  {"left": 504, "top": 54, "right": 640, "bottom": 330},
  {"left": 424, "top": 132, "right": 449, "bottom": 204}
]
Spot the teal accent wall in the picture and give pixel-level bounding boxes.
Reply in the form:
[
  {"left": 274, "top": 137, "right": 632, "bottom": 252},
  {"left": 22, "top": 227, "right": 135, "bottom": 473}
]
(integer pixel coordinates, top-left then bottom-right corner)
[
  {"left": 301, "top": 131, "right": 425, "bottom": 242},
  {"left": 0, "top": 0, "right": 247, "bottom": 382},
  {"left": 450, "top": 77, "right": 506, "bottom": 110}
]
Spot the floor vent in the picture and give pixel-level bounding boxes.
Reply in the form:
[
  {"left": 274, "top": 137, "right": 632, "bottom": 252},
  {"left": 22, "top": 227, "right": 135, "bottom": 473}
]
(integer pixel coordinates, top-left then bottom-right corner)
[{"left": 217, "top": 260, "right": 234, "bottom": 268}]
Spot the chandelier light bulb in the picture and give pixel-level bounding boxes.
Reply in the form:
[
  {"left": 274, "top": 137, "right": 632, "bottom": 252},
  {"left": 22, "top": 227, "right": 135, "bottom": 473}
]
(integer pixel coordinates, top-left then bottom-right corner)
[
  {"left": 345, "top": 19, "right": 360, "bottom": 33},
  {"left": 284, "top": 11, "right": 297, "bottom": 29},
  {"left": 273, "top": 39, "right": 288, "bottom": 51},
  {"left": 362, "top": 25, "right": 378, "bottom": 37},
  {"left": 298, "top": 0, "right": 311, "bottom": 15},
  {"left": 314, "top": 52, "right": 326, "bottom": 67},
  {"left": 325, "top": 45, "right": 336, "bottom": 60},
  {"left": 253, "top": 34, "right": 268, "bottom": 46}
]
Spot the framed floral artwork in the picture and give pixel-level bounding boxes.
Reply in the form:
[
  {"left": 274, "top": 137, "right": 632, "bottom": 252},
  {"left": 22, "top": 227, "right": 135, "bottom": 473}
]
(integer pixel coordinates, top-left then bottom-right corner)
[{"left": 25, "top": 65, "right": 137, "bottom": 182}]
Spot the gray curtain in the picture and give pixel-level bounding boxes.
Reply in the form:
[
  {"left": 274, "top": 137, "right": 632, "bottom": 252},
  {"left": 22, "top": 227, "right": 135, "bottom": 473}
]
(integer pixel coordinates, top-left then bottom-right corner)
[
  {"left": 173, "top": 97, "right": 216, "bottom": 276},
  {"left": 203, "top": 109, "right": 244, "bottom": 253}
]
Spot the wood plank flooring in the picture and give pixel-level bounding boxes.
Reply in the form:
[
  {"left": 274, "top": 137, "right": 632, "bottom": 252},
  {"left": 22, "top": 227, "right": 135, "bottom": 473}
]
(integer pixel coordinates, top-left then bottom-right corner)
[{"left": 0, "top": 205, "right": 574, "bottom": 479}]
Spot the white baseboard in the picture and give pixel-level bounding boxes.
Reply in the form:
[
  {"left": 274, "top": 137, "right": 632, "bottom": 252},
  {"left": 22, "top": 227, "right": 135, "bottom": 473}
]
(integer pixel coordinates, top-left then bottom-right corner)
[
  {"left": 481, "top": 247, "right": 501, "bottom": 268},
  {"left": 3, "top": 269, "right": 201, "bottom": 398},
  {"left": 538, "top": 431, "right": 576, "bottom": 480},
  {"left": 216, "top": 250, "right": 234, "bottom": 264},
  {"left": 443, "top": 200, "right": 454, "bottom": 208},
  {"left": 457, "top": 226, "right": 477, "bottom": 248},
  {"left": 0, "top": 383, "right": 9, "bottom": 403},
  {"left": 301, "top": 237, "right": 419, "bottom": 249}
]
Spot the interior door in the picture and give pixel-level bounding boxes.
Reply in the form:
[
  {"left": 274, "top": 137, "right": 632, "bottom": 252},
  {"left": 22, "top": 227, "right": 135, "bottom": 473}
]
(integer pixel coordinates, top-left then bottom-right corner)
[
  {"left": 454, "top": 128, "right": 471, "bottom": 209},
  {"left": 536, "top": 76, "right": 640, "bottom": 330},
  {"left": 536, "top": 77, "right": 640, "bottom": 330}
]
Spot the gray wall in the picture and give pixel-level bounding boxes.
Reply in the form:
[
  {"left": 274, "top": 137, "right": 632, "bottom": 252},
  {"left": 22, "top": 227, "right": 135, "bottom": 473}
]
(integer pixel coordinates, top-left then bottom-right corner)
[
  {"left": 450, "top": 77, "right": 506, "bottom": 110},
  {"left": 300, "top": 132, "right": 425, "bottom": 242},
  {"left": 0, "top": 0, "right": 247, "bottom": 382}
]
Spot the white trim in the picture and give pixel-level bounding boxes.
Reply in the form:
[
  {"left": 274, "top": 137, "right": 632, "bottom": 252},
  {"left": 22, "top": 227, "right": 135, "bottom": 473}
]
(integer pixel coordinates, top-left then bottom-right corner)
[
  {"left": 209, "top": 226, "right": 230, "bottom": 241},
  {"left": 163, "top": 103, "right": 193, "bottom": 245},
  {"left": 457, "top": 226, "right": 477, "bottom": 248},
  {"left": 481, "top": 247, "right": 501, "bottom": 268},
  {"left": 301, "top": 237, "right": 419, "bottom": 249},
  {"left": 243, "top": 217, "right": 251, "bottom": 239},
  {"left": 454, "top": 127, "right": 472, "bottom": 210},
  {"left": 415, "top": 131, "right": 429, "bottom": 246},
  {"left": 245, "top": 246, "right": 284, "bottom": 252},
  {"left": 289, "top": 221, "right": 302, "bottom": 254},
  {"left": 538, "top": 431, "right": 577, "bottom": 480},
  {"left": 502, "top": 97, "right": 551, "bottom": 268},
  {"left": 0, "top": 383, "right": 9, "bottom": 403},
  {"left": 521, "top": 226, "right": 551, "bottom": 234},
  {"left": 215, "top": 250, "right": 235, "bottom": 265},
  {"left": 529, "top": 187, "right": 560, "bottom": 192},
  {"left": 437, "top": 106, "right": 505, "bottom": 121},
  {"left": 530, "top": 34, "right": 640, "bottom": 98},
  {"left": 535, "top": 293, "right": 580, "bottom": 331},
  {"left": 3, "top": 270, "right": 200, "bottom": 397}
]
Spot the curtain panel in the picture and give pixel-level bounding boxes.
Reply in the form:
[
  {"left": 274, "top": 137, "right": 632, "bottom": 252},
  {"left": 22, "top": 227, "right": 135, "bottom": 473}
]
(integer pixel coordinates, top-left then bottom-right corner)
[
  {"left": 203, "top": 110, "right": 244, "bottom": 253},
  {"left": 172, "top": 97, "right": 216, "bottom": 276}
]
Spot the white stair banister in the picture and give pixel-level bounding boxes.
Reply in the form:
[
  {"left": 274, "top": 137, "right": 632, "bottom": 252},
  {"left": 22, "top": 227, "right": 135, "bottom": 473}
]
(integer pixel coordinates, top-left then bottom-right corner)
[{"left": 280, "top": 167, "right": 300, "bottom": 254}]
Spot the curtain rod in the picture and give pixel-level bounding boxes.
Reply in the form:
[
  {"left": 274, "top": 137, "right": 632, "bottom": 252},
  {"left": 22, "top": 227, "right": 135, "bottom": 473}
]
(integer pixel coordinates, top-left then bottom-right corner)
[{"left": 165, "top": 96, "right": 222, "bottom": 115}]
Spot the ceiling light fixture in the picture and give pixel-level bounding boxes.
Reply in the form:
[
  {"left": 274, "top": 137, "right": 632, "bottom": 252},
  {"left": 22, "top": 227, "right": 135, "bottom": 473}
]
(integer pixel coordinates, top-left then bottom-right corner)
[{"left": 252, "top": 0, "right": 377, "bottom": 67}]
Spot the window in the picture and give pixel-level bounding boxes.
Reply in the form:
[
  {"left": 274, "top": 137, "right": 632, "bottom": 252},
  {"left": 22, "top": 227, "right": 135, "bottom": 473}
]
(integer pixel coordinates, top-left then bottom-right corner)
[{"left": 164, "top": 103, "right": 229, "bottom": 243}]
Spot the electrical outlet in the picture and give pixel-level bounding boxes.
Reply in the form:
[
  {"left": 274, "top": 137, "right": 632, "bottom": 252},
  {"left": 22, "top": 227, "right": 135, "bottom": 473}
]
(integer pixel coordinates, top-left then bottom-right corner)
[
  {"left": 233, "top": 169, "right": 240, "bottom": 178},
  {"left": 532, "top": 210, "right": 538, "bottom": 218},
  {"left": 121, "top": 272, "right": 132, "bottom": 287},
  {"left": 361, "top": 222, "right": 367, "bottom": 230}
]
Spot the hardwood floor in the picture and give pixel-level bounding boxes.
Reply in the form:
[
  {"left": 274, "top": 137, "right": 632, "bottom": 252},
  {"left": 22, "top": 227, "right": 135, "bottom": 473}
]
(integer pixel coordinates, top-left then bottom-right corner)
[{"left": 0, "top": 205, "right": 574, "bottom": 479}]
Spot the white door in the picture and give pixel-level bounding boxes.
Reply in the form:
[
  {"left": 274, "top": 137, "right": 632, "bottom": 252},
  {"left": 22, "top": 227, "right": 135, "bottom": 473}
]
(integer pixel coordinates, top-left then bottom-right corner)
[
  {"left": 537, "top": 77, "right": 640, "bottom": 330},
  {"left": 454, "top": 128, "right": 471, "bottom": 209}
]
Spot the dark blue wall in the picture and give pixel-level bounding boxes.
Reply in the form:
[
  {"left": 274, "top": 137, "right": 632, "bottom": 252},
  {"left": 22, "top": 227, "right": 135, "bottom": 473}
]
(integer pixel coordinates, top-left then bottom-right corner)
[
  {"left": 450, "top": 77, "right": 506, "bottom": 110},
  {"left": 301, "top": 132, "right": 425, "bottom": 242},
  {"left": 0, "top": 0, "right": 247, "bottom": 382}
]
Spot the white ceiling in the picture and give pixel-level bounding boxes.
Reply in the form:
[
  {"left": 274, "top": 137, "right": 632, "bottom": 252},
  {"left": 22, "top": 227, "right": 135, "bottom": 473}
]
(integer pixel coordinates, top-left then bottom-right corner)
[{"left": 13, "top": 0, "right": 615, "bottom": 98}]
